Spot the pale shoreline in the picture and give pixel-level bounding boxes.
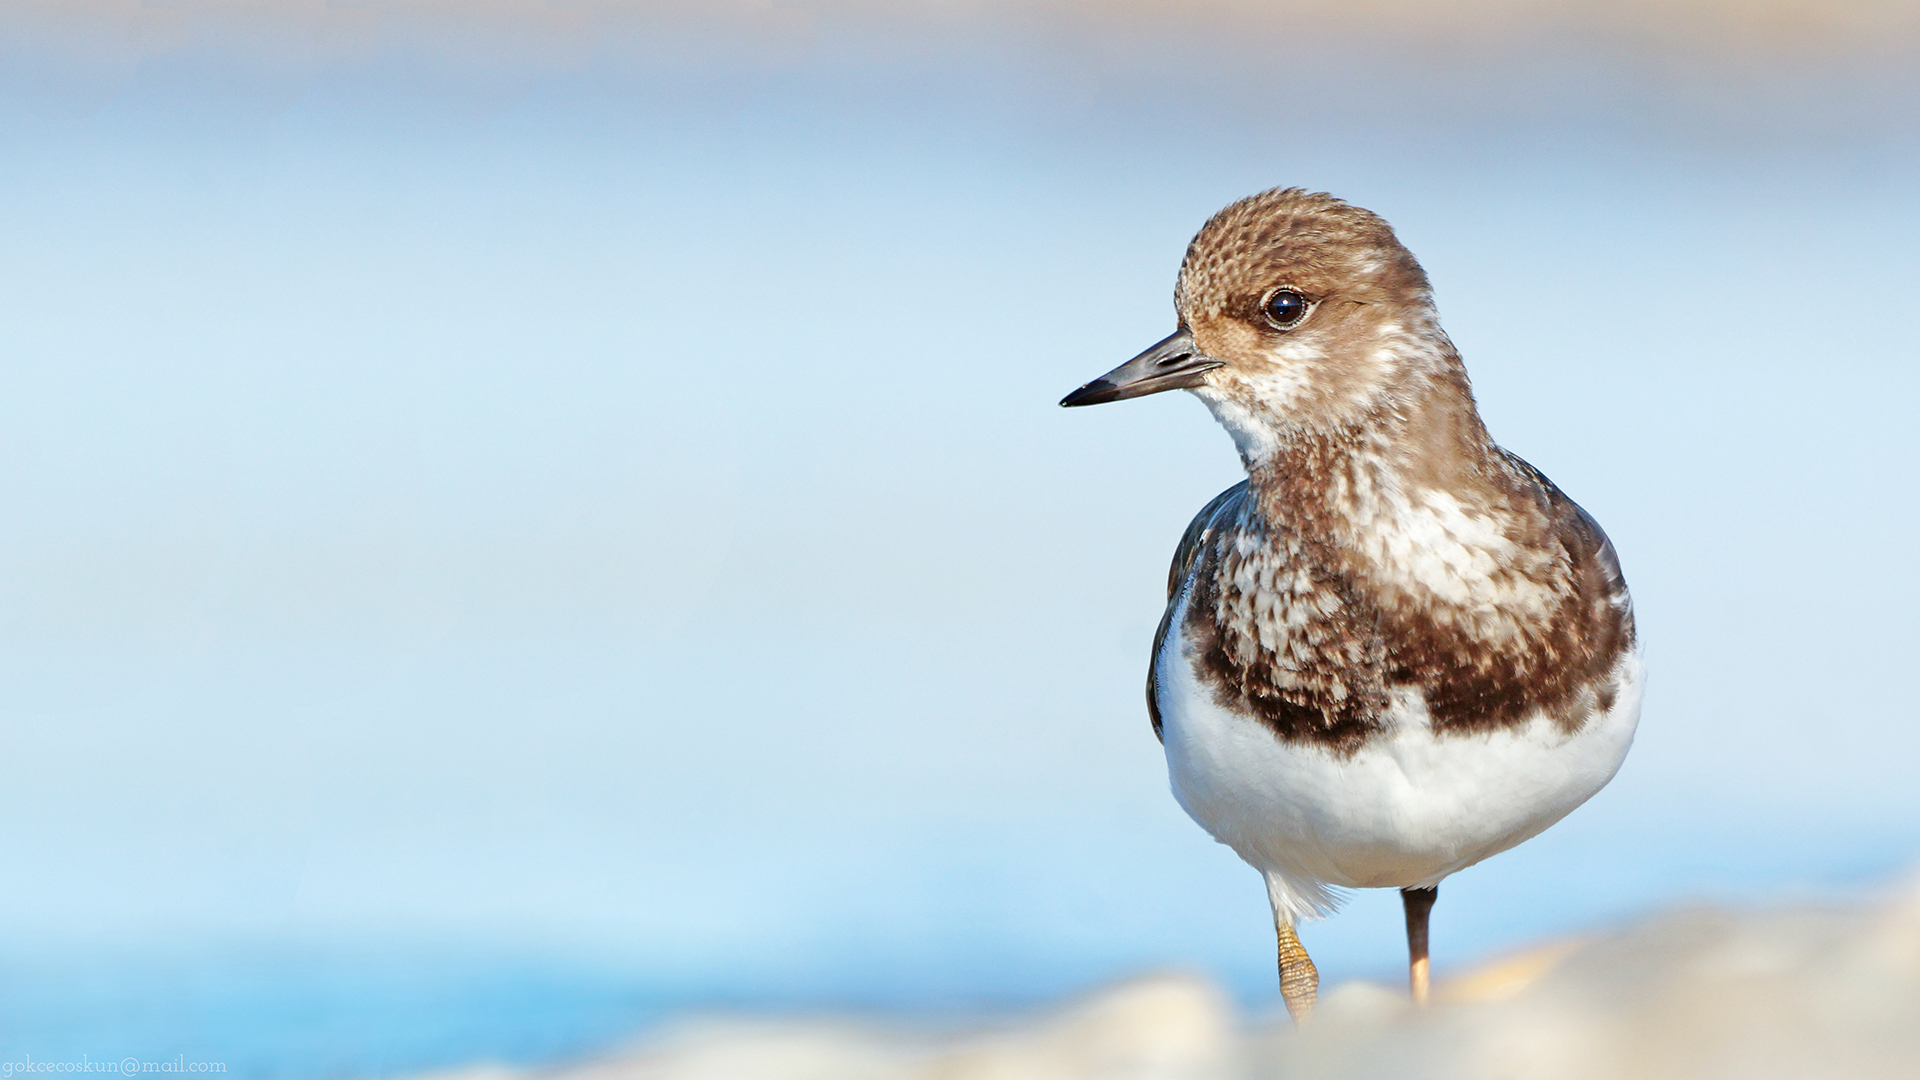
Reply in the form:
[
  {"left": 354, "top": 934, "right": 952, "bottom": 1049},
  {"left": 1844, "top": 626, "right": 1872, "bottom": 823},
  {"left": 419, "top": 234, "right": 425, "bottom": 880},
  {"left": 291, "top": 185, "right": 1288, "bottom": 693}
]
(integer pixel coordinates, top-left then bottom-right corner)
[{"left": 429, "top": 875, "right": 1920, "bottom": 1080}]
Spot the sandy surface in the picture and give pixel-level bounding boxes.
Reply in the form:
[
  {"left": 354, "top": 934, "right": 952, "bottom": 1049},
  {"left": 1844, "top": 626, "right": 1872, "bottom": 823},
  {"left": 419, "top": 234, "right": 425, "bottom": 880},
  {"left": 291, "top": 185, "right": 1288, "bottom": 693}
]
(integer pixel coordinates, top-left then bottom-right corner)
[{"left": 445, "top": 875, "right": 1920, "bottom": 1080}]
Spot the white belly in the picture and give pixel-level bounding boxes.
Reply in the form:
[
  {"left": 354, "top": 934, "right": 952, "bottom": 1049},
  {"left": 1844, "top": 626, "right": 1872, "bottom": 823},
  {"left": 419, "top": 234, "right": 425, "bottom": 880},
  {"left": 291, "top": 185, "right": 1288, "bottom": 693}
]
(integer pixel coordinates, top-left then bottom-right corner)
[{"left": 1156, "top": 586, "right": 1644, "bottom": 922}]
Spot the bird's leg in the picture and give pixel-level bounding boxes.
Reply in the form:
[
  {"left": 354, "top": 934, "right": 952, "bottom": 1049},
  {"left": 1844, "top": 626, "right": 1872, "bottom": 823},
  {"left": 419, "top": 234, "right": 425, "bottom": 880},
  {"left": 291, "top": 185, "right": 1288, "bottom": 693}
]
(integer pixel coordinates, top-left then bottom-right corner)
[
  {"left": 1401, "top": 885, "right": 1438, "bottom": 1006},
  {"left": 1275, "top": 916, "right": 1318, "bottom": 1022}
]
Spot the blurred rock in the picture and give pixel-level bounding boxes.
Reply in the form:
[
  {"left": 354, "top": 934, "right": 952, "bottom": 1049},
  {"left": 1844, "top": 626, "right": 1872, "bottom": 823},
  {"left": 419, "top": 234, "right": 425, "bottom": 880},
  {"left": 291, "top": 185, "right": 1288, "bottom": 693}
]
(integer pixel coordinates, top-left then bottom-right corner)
[
  {"left": 576, "top": 975, "right": 1236, "bottom": 1080},
  {"left": 1258, "top": 875, "right": 1920, "bottom": 1080},
  {"left": 456, "top": 878, "right": 1920, "bottom": 1080}
]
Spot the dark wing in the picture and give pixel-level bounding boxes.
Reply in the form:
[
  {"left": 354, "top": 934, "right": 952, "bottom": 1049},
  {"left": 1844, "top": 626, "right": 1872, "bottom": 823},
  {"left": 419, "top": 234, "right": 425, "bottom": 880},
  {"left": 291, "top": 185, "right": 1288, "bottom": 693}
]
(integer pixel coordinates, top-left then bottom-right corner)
[
  {"left": 1496, "top": 448, "right": 1630, "bottom": 606},
  {"left": 1497, "top": 448, "right": 1637, "bottom": 713},
  {"left": 1146, "top": 480, "right": 1251, "bottom": 742}
]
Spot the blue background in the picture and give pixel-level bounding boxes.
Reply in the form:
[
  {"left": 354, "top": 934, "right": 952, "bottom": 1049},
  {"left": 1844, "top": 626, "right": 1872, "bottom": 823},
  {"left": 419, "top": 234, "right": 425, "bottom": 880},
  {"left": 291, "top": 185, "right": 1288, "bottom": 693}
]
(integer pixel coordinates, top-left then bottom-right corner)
[{"left": 0, "top": 3, "right": 1916, "bottom": 1074}]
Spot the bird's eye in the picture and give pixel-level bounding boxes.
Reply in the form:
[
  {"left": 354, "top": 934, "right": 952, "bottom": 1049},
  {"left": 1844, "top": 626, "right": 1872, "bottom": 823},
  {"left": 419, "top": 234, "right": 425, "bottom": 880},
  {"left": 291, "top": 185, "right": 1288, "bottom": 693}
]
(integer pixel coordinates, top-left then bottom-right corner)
[{"left": 1263, "top": 289, "right": 1310, "bottom": 330}]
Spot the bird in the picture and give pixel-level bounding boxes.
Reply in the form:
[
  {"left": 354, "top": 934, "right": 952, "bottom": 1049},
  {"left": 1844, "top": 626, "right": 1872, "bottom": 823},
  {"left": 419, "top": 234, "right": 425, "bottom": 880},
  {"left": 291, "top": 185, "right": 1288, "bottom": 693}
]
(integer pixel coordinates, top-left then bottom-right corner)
[{"left": 1059, "top": 188, "right": 1642, "bottom": 1021}]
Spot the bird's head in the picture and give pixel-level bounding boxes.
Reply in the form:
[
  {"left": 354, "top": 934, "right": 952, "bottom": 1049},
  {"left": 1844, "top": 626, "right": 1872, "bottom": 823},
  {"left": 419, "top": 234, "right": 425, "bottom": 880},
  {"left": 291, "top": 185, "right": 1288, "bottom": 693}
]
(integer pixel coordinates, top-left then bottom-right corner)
[{"left": 1062, "top": 189, "right": 1460, "bottom": 465}]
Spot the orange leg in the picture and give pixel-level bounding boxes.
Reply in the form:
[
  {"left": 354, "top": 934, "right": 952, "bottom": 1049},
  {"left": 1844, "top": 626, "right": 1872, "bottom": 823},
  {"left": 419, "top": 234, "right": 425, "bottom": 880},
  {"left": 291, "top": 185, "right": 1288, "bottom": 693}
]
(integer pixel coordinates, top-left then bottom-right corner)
[{"left": 1276, "top": 917, "right": 1319, "bottom": 1022}]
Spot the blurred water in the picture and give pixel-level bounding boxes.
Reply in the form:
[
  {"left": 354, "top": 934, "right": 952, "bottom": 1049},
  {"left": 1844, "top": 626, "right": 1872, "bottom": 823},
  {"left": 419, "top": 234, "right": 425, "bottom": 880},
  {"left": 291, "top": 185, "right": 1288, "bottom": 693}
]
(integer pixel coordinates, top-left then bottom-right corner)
[
  {"left": 0, "top": 948, "right": 668, "bottom": 1080},
  {"left": 0, "top": 4, "right": 1917, "bottom": 1075}
]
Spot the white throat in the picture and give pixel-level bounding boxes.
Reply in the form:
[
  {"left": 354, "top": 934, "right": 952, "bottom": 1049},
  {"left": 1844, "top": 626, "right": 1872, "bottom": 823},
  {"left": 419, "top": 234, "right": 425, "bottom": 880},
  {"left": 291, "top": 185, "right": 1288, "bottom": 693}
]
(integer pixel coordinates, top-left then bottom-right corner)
[{"left": 1186, "top": 320, "right": 1436, "bottom": 468}]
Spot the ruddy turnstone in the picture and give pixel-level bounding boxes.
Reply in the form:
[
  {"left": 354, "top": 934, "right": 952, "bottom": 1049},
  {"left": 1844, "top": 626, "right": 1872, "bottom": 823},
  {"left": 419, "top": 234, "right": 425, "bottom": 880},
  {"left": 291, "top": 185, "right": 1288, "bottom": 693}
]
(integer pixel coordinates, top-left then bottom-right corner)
[{"left": 1061, "top": 189, "right": 1642, "bottom": 1020}]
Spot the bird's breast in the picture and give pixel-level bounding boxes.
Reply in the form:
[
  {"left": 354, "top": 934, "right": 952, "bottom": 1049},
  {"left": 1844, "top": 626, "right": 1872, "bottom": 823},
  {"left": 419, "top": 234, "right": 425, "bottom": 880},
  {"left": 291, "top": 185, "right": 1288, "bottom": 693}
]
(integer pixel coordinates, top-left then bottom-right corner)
[
  {"left": 1153, "top": 578, "right": 1645, "bottom": 918},
  {"left": 1175, "top": 474, "right": 1635, "bottom": 750}
]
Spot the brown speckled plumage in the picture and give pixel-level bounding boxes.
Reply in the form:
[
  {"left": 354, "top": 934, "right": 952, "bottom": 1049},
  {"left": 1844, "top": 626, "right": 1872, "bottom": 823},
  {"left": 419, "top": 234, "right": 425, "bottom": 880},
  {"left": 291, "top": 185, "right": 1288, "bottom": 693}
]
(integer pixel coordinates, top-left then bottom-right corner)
[
  {"left": 1067, "top": 188, "right": 1643, "bottom": 1017},
  {"left": 1142, "top": 189, "right": 1636, "bottom": 755}
]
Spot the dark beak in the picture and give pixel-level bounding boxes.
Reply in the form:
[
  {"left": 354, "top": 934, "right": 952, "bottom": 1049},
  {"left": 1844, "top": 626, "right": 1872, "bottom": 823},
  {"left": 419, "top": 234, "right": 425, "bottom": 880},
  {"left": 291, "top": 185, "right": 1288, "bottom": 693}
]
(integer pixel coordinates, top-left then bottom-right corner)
[{"left": 1059, "top": 327, "right": 1222, "bottom": 407}]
